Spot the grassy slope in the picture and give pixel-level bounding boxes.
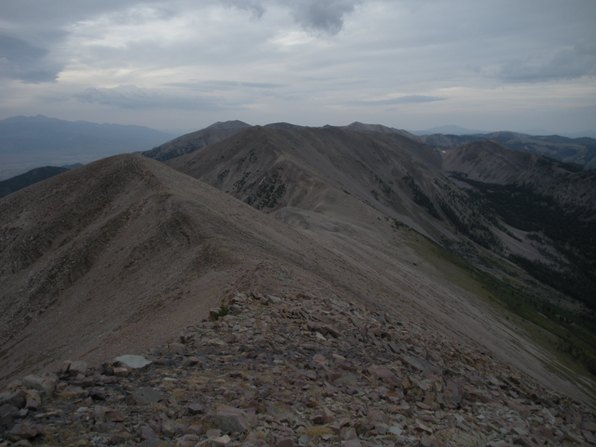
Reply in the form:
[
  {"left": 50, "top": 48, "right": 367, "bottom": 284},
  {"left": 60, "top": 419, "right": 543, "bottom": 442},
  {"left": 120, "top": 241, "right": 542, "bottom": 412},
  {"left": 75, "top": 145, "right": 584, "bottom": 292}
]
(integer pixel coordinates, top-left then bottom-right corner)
[{"left": 404, "top": 228, "right": 596, "bottom": 397}]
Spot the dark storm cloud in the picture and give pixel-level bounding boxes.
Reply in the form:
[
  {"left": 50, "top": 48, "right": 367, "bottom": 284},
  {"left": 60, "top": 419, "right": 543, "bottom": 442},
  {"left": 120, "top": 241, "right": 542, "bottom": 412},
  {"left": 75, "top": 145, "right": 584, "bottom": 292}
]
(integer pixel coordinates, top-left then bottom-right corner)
[
  {"left": 75, "top": 85, "right": 224, "bottom": 111},
  {"left": 0, "top": 34, "right": 61, "bottom": 82},
  {"left": 225, "top": 0, "right": 361, "bottom": 33},
  {"left": 284, "top": 0, "right": 362, "bottom": 34}
]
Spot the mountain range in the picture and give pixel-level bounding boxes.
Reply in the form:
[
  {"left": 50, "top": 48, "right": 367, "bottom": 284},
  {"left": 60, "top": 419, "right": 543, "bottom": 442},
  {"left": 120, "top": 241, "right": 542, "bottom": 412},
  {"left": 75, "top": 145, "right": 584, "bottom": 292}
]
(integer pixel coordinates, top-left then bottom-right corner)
[
  {"left": 0, "top": 118, "right": 595, "bottom": 443},
  {"left": 421, "top": 131, "right": 596, "bottom": 170},
  {"left": 0, "top": 115, "right": 173, "bottom": 180}
]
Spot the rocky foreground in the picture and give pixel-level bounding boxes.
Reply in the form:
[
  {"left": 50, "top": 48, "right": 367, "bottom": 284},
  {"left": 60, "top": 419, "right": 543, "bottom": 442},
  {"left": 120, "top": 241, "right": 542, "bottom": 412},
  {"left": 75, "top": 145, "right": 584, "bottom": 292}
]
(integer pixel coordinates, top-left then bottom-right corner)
[{"left": 1, "top": 292, "right": 594, "bottom": 447}]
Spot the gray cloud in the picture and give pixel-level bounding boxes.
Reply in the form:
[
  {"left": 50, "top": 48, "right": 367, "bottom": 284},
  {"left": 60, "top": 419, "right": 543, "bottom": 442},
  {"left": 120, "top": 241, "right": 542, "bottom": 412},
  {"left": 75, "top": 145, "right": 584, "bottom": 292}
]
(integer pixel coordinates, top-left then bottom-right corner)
[
  {"left": 221, "top": 0, "right": 362, "bottom": 33},
  {"left": 351, "top": 95, "right": 447, "bottom": 106},
  {"left": 0, "top": 34, "right": 61, "bottom": 82},
  {"left": 223, "top": 0, "right": 266, "bottom": 18},
  {"left": 168, "top": 80, "right": 285, "bottom": 90},
  {"left": 497, "top": 43, "right": 596, "bottom": 83},
  {"left": 0, "top": 1, "right": 155, "bottom": 25},
  {"left": 75, "top": 85, "right": 224, "bottom": 111},
  {"left": 0, "top": 0, "right": 595, "bottom": 134},
  {"left": 284, "top": 0, "right": 362, "bottom": 34}
]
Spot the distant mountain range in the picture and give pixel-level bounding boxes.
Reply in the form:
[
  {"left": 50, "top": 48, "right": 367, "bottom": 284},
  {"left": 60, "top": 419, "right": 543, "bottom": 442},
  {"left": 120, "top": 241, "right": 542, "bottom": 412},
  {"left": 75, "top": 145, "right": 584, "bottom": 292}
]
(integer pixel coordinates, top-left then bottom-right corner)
[
  {"left": 414, "top": 125, "right": 596, "bottom": 139},
  {"left": 412, "top": 125, "right": 487, "bottom": 135},
  {"left": 0, "top": 115, "right": 173, "bottom": 180},
  {"left": 420, "top": 131, "right": 596, "bottom": 170}
]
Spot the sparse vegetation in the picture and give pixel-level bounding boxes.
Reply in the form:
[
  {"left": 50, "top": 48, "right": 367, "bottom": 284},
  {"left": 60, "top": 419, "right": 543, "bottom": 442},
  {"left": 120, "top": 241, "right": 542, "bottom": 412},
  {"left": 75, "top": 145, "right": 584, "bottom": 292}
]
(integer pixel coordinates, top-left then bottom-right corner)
[
  {"left": 414, "top": 232, "right": 596, "bottom": 380},
  {"left": 210, "top": 303, "right": 230, "bottom": 321},
  {"left": 455, "top": 176, "right": 596, "bottom": 310},
  {"left": 402, "top": 175, "right": 440, "bottom": 218},
  {"left": 245, "top": 170, "right": 286, "bottom": 209}
]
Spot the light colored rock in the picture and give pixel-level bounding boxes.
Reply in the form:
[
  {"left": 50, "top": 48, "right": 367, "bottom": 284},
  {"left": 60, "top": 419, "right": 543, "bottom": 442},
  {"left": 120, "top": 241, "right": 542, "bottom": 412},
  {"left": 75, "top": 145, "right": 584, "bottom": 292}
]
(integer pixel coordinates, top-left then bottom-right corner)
[
  {"left": 21, "top": 375, "right": 56, "bottom": 396},
  {"left": 24, "top": 390, "right": 41, "bottom": 410},
  {"left": 8, "top": 422, "right": 43, "bottom": 440},
  {"left": 132, "top": 387, "right": 163, "bottom": 405},
  {"left": 368, "top": 365, "right": 399, "bottom": 387},
  {"left": 114, "top": 354, "right": 152, "bottom": 369},
  {"left": 212, "top": 405, "right": 254, "bottom": 433},
  {"left": 212, "top": 434, "right": 232, "bottom": 445},
  {"left": 176, "top": 434, "right": 201, "bottom": 446},
  {"left": 65, "top": 360, "right": 88, "bottom": 375}
]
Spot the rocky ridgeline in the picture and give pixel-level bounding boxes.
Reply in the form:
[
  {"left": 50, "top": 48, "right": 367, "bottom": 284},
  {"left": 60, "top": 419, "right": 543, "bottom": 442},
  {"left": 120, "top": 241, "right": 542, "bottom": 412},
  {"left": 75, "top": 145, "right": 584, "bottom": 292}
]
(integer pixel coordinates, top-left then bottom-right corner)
[{"left": 0, "top": 292, "right": 594, "bottom": 446}]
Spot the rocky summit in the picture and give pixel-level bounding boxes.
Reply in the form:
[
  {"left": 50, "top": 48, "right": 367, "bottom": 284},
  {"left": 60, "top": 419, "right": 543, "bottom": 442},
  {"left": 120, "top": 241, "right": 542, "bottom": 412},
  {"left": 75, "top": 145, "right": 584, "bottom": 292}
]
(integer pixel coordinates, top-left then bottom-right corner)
[{"left": 1, "top": 292, "right": 593, "bottom": 446}]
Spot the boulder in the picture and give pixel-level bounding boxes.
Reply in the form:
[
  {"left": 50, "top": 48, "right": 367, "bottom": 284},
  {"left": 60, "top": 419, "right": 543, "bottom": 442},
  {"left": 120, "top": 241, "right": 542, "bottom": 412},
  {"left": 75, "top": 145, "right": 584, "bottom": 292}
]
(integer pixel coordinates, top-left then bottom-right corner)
[
  {"left": 211, "top": 405, "right": 255, "bottom": 434},
  {"left": 113, "top": 355, "right": 152, "bottom": 369}
]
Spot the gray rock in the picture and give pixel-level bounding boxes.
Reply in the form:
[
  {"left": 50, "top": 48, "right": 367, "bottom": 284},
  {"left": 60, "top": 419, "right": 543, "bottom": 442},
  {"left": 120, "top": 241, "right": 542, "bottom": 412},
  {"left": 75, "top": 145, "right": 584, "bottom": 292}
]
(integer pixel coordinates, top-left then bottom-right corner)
[
  {"left": 188, "top": 402, "right": 205, "bottom": 415},
  {"left": 67, "top": 360, "right": 89, "bottom": 375},
  {"left": 0, "top": 403, "right": 19, "bottom": 427},
  {"left": 212, "top": 405, "right": 254, "bottom": 433},
  {"left": 0, "top": 390, "right": 26, "bottom": 409},
  {"left": 342, "top": 440, "right": 362, "bottom": 447},
  {"left": 176, "top": 433, "right": 201, "bottom": 446},
  {"left": 8, "top": 422, "right": 43, "bottom": 440},
  {"left": 368, "top": 365, "right": 399, "bottom": 387},
  {"left": 24, "top": 390, "right": 41, "bottom": 410},
  {"left": 94, "top": 406, "right": 125, "bottom": 423},
  {"left": 132, "top": 387, "right": 163, "bottom": 405},
  {"left": 21, "top": 375, "right": 56, "bottom": 396},
  {"left": 212, "top": 435, "right": 232, "bottom": 446},
  {"left": 140, "top": 424, "right": 159, "bottom": 442},
  {"left": 206, "top": 428, "right": 223, "bottom": 438},
  {"left": 59, "top": 385, "right": 88, "bottom": 399},
  {"left": 114, "top": 354, "right": 152, "bottom": 369}
]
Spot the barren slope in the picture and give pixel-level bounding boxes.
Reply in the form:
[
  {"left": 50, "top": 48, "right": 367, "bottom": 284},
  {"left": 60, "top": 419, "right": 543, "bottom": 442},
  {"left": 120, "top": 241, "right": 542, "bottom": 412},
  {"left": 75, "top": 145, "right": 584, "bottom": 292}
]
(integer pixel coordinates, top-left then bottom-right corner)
[
  {"left": 0, "top": 154, "right": 401, "bottom": 385},
  {"left": 166, "top": 124, "right": 595, "bottom": 403},
  {"left": 144, "top": 120, "right": 249, "bottom": 161},
  {"left": 443, "top": 141, "right": 596, "bottom": 210}
]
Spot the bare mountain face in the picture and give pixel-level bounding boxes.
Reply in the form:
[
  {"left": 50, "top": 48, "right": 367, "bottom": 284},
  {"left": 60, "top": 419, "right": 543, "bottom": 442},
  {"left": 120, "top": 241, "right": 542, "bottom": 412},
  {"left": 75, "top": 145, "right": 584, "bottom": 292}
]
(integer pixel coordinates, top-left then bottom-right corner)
[
  {"left": 0, "top": 166, "right": 69, "bottom": 199},
  {"left": 343, "top": 121, "right": 420, "bottom": 140},
  {"left": 1, "top": 121, "right": 595, "bottom": 421},
  {"left": 143, "top": 120, "right": 250, "bottom": 161},
  {"left": 166, "top": 124, "right": 596, "bottom": 395},
  {"left": 1, "top": 154, "right": 397, "bottom": 384},
  {"left": 422, "top": 131, "right": 596, "bottom": 170},
  {"left": 444, "top": 141, "right": 596, "bottom": 312},
  {"left": 167, "top": 124, "right": 448, "bottom": 234}
]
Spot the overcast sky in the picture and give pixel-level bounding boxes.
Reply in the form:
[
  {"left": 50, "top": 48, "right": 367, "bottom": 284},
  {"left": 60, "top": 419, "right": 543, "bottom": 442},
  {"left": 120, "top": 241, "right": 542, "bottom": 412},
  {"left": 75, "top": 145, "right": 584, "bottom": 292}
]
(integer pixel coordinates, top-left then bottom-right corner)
[{"left": 1, "top": 0, "right": 595, "bottom": 134}]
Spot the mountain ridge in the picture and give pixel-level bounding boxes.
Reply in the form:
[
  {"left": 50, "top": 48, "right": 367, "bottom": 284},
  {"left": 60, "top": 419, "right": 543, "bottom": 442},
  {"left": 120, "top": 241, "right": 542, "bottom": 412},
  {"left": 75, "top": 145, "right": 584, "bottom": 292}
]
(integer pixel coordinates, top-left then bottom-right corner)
[
  {"left": 1, "top": 120, "right": 595, "bottom": 437},
  {"left": 143, "top": 120, "right": 250, "bottom": 161}
]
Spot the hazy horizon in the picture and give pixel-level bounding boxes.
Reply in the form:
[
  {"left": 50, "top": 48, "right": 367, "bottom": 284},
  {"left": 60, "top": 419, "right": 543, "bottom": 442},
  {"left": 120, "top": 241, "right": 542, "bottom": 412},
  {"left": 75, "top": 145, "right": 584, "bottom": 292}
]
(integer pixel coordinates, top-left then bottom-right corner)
[{"left": 1, "top": 1, "right": 595, "bottom": 135}]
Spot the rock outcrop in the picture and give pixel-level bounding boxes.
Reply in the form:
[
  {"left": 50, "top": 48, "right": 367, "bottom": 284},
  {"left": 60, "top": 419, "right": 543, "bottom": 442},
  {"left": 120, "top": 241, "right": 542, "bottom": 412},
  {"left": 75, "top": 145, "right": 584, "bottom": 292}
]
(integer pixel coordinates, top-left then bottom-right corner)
[{"left": 1, "top": 292, "right": 593, "bottom": 446}]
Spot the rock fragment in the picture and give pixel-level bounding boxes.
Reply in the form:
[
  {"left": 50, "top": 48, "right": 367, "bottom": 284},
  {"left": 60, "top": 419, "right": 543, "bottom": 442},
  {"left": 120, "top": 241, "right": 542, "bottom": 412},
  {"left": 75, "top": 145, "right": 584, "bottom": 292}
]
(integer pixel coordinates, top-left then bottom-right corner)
[{"left": 114, "top": 354, "right": 152, "bottom": 369}]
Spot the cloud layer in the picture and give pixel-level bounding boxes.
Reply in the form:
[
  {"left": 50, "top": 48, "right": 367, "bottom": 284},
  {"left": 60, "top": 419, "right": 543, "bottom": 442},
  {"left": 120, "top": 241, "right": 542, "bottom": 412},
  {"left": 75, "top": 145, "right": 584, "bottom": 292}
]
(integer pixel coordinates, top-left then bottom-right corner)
[{"left": 0, "top": 0, "right": 595, "bottom": 133}]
